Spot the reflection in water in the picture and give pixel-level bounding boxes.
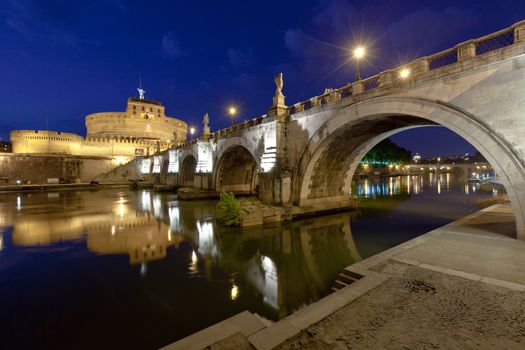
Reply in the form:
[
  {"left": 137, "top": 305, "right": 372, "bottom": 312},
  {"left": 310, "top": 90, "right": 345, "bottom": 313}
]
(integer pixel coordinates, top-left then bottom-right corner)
[
  {"left": 0, "top": 171, "right": 497, "bottom": 349},
  {"left": 355, "top": 170, "right": 497, "bottom": 199},
  {"left": 231, "top": 281, "right": 239, "bottom": 300}
]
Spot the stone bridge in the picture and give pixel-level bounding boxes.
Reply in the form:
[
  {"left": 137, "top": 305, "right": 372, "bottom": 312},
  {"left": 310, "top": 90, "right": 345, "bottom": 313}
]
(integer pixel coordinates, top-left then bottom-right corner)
[{"left": 116, "top": 21, "right": 525, "bottom": 239}]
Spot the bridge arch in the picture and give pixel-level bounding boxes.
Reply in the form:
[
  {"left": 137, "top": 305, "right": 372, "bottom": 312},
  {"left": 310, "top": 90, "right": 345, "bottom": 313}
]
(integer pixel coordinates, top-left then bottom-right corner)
[
  {"left": 295, "top": 96, "right": 525, "bottom": 239},
  {"left": 180, "top": 153, "right": 197, "bottom": 187},
  {"left": 214, "top": 140, "right": 259, "bottom": 194}
]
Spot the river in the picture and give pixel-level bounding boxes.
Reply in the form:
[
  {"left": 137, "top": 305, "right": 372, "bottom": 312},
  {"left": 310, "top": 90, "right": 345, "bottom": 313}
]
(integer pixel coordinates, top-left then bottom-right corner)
[{"left": 0, "top": 171, "right": 499, "bottom": 349}]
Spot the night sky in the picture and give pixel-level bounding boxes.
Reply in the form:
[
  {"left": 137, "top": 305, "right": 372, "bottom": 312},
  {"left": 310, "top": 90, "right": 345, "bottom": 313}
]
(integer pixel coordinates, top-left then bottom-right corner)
[{"left": 1, "top": 0, "right": 525, "bottom": 157}]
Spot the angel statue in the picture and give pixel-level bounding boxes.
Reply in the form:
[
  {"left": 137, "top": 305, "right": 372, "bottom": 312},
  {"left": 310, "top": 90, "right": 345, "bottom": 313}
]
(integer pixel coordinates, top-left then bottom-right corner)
[
  {"left": 137, "top": 88, "right": 146, "bottom": 100},
  {"left": 274, "top": 72, "right": 283, "bottom": 95}
]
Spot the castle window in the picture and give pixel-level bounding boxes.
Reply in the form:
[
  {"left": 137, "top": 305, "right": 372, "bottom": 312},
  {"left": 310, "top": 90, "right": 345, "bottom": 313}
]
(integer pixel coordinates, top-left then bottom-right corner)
[{"left": 142, "top": 107, "right": 145, "bottom": 111}]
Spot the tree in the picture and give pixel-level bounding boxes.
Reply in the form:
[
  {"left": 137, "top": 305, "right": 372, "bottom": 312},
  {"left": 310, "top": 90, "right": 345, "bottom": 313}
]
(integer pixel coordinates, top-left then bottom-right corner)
[{"left": 361, "top": 139, "right": 411, "bottom": 164}]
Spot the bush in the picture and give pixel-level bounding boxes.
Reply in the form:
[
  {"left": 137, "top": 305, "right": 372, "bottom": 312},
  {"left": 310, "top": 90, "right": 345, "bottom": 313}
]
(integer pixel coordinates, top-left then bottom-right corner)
[{"left": 217, "top": 192, "right": 245, "bottom": 226}]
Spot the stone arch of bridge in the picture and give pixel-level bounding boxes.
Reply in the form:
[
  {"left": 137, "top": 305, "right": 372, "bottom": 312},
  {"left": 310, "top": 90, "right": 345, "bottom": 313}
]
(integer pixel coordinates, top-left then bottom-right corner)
[
  {"left": 295, "top": 96, "right": 525, "bottom": 239},
  {"left": 180, "top": 153, "right": 197, "bottom": 187},
  {"left": 214, "top": 140, "right": 259, "bottom": 195}
]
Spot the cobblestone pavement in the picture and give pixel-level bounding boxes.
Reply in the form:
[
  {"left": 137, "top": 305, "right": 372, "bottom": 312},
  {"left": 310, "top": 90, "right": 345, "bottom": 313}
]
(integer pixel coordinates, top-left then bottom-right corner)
[{"left": 278, "top": 261, "right": 525, "bottom": 350}]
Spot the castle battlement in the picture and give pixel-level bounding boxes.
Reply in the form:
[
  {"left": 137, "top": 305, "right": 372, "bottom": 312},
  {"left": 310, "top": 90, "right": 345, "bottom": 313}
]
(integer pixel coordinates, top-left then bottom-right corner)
[{"left": 10, "top": 95, "right": 188, "bottom": 159}]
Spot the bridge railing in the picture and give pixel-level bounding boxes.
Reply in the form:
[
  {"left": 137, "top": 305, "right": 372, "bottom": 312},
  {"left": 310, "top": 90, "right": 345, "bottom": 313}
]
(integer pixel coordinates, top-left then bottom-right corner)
[
  {"left": 288, "top": 20, "right": 525, "bottom": 117},
  {"left": 172, "top": 20, "right": 525, "bottom": 146}
]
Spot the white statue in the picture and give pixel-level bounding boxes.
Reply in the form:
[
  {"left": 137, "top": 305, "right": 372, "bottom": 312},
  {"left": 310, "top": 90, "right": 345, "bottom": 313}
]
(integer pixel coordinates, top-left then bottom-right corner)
[
  {"left": 274, "top": 72, "right": 283, "bottom": 95},
  {"left": 137, "top": 88, "right": 146, "bottom": 100},
  {"left": 203, "top": 113, "right": 209, "bottom": 128}
]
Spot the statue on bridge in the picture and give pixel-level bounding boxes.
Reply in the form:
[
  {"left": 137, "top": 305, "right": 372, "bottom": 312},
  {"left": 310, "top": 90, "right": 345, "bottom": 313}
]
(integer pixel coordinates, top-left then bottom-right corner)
[
  {"left": 202, "top": 113, "right": 211, "bottom": 139},
  {"left": 271, "top": 72, "right": 286, "bottom": 111},
  {"left": 274, "top": 72, "right": 284, "bottom": 96}
]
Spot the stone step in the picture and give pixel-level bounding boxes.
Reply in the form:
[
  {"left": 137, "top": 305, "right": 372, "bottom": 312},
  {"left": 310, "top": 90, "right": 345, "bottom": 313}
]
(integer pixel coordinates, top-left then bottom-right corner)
[
  {"left": 331, "top": 269, "right": 364, "bottom": 293},
  {"left": 253, "top": 313, "right": 273, "bottom": 327},
  {"left": 333, "top": 279, "right": 348, "bottom": 289}
]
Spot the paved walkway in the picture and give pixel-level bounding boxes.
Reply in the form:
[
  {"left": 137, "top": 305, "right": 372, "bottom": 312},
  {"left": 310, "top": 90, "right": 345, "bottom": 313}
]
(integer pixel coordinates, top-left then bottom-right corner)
[{"left": 163, "top": 204, "right": 525, "bottom": 349}]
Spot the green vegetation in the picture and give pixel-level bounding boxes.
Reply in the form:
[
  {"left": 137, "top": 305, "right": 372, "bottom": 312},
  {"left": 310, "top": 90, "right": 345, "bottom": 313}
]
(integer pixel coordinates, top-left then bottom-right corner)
[
  {"left": 361, "top": 138, "right": 411, "bottom": 165},
  {"left": 217, "top": 192, "right": 246, "bottom": 226}
]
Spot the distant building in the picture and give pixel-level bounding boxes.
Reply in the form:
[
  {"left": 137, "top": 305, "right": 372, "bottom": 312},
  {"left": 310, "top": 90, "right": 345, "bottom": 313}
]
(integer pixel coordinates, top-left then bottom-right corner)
[
  {"left": 10, "top": 95, "right": 188, "bottom": 161},
  {"left": 412, "top": 152, "right": 421, "bottom": 163},
  {"left": 0, "top": 141, "right": 12, "bottom": 153}
]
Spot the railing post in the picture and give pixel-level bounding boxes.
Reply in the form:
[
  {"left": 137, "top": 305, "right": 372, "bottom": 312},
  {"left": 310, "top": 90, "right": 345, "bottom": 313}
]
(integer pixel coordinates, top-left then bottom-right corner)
[
  {"left": 379, "top": 70, "right": 393, "bottom": 88},
  {"left": 456, "top": 40, "right": 476, "bottom": 61},
  {"left": 411, "top": 57, "right": 429, "bottom": 76},
  {"left": 352, "top": 81, "right": 363, "bottom": 95},
  {"left": 513, "top": 20, "right": 525, "bottom": 42},
  {"left": 294, "top": 103, "right": 305, "bottom": 113},
  {"left": 329, "top": 90, "right": 341, "bottom": 102},
  {"left": 310, "top": 97, "right": 320, "bottom": 107}
]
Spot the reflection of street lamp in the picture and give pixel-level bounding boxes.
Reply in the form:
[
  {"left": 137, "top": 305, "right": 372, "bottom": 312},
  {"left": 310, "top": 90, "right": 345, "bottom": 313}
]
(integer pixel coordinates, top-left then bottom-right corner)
[
  {"left": 190, "top": 126, "right": 195, "bottom": 140},
  {"left": 228, "top": 106, "right": 237, "bottom": 126},
  {"left": 353, "top": 46, "right": 365, "bottom": 81}
]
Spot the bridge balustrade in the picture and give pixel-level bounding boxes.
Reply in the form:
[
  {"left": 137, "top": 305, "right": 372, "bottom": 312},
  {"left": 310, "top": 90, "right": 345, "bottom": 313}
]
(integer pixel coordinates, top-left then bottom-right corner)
[
  {"left": 428, "top": 49, "right": 458, "bottom": 70},
  {"left": 475, "top": 28, "right": 514, "bottom": 55},
  {"left": 363, "top": 76, "right": 381, "bottom": 91}
]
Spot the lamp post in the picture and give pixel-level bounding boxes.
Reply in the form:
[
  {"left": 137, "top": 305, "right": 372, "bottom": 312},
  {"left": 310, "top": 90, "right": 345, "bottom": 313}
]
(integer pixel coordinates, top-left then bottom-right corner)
[
  {"left": 353, "top": 46, "right": 365, "bottom": 81},
  {"left": 399, "top": 68, "right": 410, "bottom": 79},
  {"left": 228, "top": 106, "right": 237, "bottom": 126},
  {"left": 190, "top": 126, "right": 195, "bottom": 140}
]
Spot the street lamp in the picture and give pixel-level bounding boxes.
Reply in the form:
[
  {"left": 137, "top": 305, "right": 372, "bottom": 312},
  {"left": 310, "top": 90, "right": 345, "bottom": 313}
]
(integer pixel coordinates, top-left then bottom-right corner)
[
  {"left": 399, "top": 68, "right": 410, "bottom": 79},
  {"left": 228, "top": 106, "right": 237, "bottom": 126},
  {"left": 190, "top": 126, "right": 195, "bottom": 140},
  {"left": 353, "top": 46, "right": 365, "bottom": 81}
]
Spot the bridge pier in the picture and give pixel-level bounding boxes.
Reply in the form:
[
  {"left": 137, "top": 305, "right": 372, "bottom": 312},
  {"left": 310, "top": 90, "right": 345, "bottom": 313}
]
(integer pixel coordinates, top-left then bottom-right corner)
[{"left": 258, "top": 171, "right": 292, "bottom": 205}]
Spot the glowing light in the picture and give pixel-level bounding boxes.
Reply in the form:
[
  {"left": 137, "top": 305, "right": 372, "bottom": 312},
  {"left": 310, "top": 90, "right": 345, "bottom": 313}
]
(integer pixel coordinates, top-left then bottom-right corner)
[
  {"left": 228, "top": 107, "right": 237, "bottom": 116},
  {"left": 168, "top": 150, "right": 179, "bottom": 173},
  {"left": 16, "top": 196, "right": 22, "bottom": 211},
  {"left": 353, "top": 46, "right": 365, "bottom": 59},
  {"left": 140, "top": 158, "right": 151, "bottom": 174},
  {"left": 140, "top": 263, "right": 147, "bottom": 277},
  {"left": 112, "top": 156, "right": 129, "bottom": 165},
  {"left": 197, "top": 220, "right": 218, "bottom": 257},
  {"left": 119, "top": 204, "right": 125, "bottom": 218},
  {"left": 399, "top": 68, "right": 410, "bottom": 79},
  {"left": 190, "top": 127, "right": 195, "bottom": 135},
  {"left": 231, "top": 283, "right": 239, "bottom": 300},
  {"left": 152, "top": 156, "right": 161, "bottom": 174},
  {"left": 168, "top": 206, "right": 181, "bottom": 231},
  {"left": 111, "top": 225, "right": 116, "bottom": 236},
  {"left": 168, "top": 228, "right": 172, "bottom": 242},
  {"left": 188, "top": 250, "right": 199, "bottom": 274}
]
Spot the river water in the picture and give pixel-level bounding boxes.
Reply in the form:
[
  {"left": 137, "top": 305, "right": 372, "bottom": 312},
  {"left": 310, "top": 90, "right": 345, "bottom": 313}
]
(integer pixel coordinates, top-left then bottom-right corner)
[{"left": 0, "top": 172, "right": 499, "bottom": 349}]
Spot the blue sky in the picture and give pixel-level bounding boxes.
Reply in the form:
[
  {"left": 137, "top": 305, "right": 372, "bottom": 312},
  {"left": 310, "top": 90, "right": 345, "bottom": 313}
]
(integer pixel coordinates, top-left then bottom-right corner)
[{"left": 1, "top": 0, "right": 525, "bottom": 156}]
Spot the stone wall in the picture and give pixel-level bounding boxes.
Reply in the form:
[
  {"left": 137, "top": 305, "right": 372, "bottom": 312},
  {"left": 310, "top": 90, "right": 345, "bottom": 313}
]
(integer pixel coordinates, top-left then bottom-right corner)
[{"left": 0, "top": 154, "right": 118, "bottom": 183}]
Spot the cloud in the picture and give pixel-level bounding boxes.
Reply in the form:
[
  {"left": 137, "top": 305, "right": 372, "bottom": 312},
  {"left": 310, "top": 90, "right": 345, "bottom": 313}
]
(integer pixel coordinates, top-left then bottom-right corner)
[
  {"left": 227, "top": 47, "right": 256, "bottom": 68},
  {"left": 161, "top": 32, "right": 184, "bottom": 58},
  {"left": 3, "top": 0, "right": 101, "bottom": 47},
  {"left": 387, "top": 7, "right": 480, "bottom": 55}
]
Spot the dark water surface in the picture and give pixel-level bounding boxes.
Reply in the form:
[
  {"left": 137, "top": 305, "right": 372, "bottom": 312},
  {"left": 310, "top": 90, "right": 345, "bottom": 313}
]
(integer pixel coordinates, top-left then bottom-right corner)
[{"left": 0, "top": 172, "right": 498, "bottom": 349}]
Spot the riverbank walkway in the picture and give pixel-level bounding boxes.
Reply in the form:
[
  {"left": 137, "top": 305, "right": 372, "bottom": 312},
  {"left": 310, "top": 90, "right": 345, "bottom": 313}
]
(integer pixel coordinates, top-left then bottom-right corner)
[{"left": 163, "top": 203, "right": 525, "bottom": 349}]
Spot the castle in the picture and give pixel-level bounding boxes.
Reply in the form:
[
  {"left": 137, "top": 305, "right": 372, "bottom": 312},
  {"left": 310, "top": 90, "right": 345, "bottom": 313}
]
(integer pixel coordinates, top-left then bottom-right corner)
[{"left": 10, "top": 93, "right": 188, "bottom": 163}]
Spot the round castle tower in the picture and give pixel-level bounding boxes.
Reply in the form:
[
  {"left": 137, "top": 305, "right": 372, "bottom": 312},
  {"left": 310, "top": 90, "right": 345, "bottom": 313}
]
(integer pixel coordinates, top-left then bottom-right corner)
[{"left": 11, "top": 94, "right": 188, "bottom": 158}]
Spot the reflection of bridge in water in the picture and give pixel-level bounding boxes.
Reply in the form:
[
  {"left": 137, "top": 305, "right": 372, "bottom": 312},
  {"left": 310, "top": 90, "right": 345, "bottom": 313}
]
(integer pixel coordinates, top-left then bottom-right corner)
[{"left": 1, "top": 190, "right": 362, "bottom": 318}]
